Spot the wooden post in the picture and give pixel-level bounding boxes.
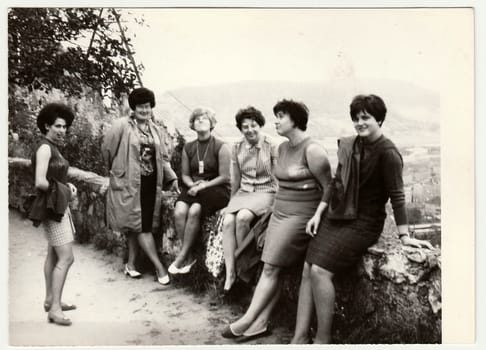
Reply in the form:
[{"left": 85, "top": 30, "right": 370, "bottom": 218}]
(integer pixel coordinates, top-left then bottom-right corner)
[{"left": 111, "top": 8, "right": 143, "bottom": 87}]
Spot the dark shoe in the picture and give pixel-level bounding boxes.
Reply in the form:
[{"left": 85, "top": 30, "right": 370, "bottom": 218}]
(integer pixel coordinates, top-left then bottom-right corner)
[
  {"left": 43, "top": 302, "right": 77, "bottom": 312},
  {"left": 235, "top": 326, "right": 271, "bottom": 343},
  {"left": 221, "top": 324, "right": 243, "bottom": 339},
  {"left": 47, "top": 313, "right": 72, "bottom": 326}
]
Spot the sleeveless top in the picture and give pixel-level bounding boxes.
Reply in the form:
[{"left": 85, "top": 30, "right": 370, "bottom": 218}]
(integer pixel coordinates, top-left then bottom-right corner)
[
  {"left": 274, "top": 137, "right": 322, "bottom": 201},
  {"left": 184, "top": 136, "right": 229, "bottom": 188},
  {"left": 31, "top": 137, "right": 69, "bottom": 185}
]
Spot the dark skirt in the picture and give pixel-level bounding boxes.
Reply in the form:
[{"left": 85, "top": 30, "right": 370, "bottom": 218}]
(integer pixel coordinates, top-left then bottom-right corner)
[
  {"left": 306, "top": 213, "right": 385, "bottom": 273},
  {"left": 176, "top": 185, "right": 230, "bottom": 216},
  {"left": 140, "top": 173, "right": 157, "bottom": 232}
]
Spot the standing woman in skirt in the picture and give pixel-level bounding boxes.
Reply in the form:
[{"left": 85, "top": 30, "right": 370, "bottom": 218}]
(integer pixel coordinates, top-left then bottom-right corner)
[
  {"left": 102, "top": 87, "right": 178, "bottom": 285},
  {"left": 169, "top": 107, "right": 231, "bottom": 274},
  {"left": 222, "top": 99, "right": 332, "bottom": 341},
  {"left": 291, "top": 94, "right": 433, "bottom": 344},
  {"left": 29, "top": 103, "right": 78, "bottom": 326},
  {"left": 222, "top": 106, "right": 278, "bottom": 293}
]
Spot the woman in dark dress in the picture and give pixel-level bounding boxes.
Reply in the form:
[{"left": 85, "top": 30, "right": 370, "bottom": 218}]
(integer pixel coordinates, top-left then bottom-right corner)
[
  {"left": 169, "top": 107, "right": 231, "bottom": 274},
  {"left": 291, "top": 94, "right": 433, "bottom": 344},
  {"left": 29, "top": 103, "right": 77, "bottom": 326}
]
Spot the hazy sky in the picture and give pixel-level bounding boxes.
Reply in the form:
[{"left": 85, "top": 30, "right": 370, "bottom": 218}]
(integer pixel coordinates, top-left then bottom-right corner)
[{"left": 122, "top": 8, "right": 472, "bottom": 93}]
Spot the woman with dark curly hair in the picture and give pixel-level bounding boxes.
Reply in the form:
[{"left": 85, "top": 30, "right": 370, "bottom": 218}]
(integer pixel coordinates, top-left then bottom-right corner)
[
  {"left": 29, "top": 103, "right": 78, "bottom": 326},
  {"left": 221, "top": 106, "right": 278, "bottom": 293},
  {"left": 102, "top": 87, "right": 178, "bottom": 285},
  {"left": 222, "top": 99, "right": 331, "bottom": 342},
  {"left": 290, "top": 94, "right": 433, "bottom": 344},
  {"left": 169, "top": 107, "right": 231, "bottom": 275}
]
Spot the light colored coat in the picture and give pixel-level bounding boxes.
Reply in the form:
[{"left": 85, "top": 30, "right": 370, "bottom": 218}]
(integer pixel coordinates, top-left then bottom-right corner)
[{"left": 101, "top": 116, "right": 177, "bottom": 233}]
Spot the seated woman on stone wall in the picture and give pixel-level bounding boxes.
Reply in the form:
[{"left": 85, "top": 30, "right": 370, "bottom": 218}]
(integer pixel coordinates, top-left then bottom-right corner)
[
  {"left": 221, "top": 99, "right": 332, "bottom": 342},
  {"left": 102, "top": 87, "right": 178, "bottom": 285},
  {"left": 169, "top": 107, "right": 231, "bottom": 275},
  {"left": 222, "top": 106, "right": 279, "bottom": 293},
  {"left": 290, "top": 94, "right": 433, "bottom": 344},
  {"left": 29, "top": 103, "right": 78, "bottom": 326}
]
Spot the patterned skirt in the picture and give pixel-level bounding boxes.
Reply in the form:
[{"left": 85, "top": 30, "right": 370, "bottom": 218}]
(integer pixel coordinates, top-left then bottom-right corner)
[{"left": 43, "top": 208, "right": 75, "bottom": 247}]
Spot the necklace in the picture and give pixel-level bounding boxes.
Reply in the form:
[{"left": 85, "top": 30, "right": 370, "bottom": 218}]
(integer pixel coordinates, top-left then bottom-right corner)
[{"left": 196, "top": 137, "right": 211, "bottom": 174}]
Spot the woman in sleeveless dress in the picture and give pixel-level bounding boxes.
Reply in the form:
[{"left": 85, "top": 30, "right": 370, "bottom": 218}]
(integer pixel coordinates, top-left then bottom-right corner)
[
  {"left": 221, "top": 99, "right": 332, "bottom": 341},
  {"left": 29, "top": 103, "right": 77, "bottom": 326},
  {"left": 291, "top": 94, "right": 434, "bottom": 344},
  {"left": 169, "top": 107, "right": 231, "bottom": 274}
]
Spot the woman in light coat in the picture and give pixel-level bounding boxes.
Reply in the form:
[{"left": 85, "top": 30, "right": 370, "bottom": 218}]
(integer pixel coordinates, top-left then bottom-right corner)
[{"left": 102, "top": 87, "right": 178, "bottom": 285}]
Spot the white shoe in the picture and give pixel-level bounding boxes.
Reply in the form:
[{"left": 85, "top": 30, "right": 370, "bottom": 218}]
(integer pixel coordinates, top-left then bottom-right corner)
[
  {"left": 155, "top": 271, "right": 170, "bottom": 285},
  {"left": 124, "top": 264, "right": 141, "bottom": 278},
  {"left": 168, "top": 259, "right": 197, "bottom": 275}
]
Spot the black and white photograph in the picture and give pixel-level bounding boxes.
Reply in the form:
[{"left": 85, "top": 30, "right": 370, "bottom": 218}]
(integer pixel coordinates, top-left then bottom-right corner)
[{"left": 4, "top": 3, "right": 478, "bottom": 348}]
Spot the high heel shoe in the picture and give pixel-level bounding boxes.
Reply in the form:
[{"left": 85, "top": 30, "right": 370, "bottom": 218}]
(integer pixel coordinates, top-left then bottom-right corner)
[
  {"left": 155, "top": 270, "right": 170, "bottom": 285},
  {"left": 168, "top": 259, "right": 196, "bottom": 275},
  {"left": 43, "top": 302, "right": 77, "bottom": 312},
  {"left": 124, "top": 264, "right": 142, "bottom": 278},
  {"left": 47, "top": 312, "right": 72, "bottom": 326}
]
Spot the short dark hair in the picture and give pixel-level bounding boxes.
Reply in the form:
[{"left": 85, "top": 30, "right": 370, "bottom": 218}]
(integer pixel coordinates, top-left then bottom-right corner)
[
  {"left": 349, "top": 94, "right": 387, "bottom": 125},
  {"left": 235, "top": 106, "right": 265, "bottom": 130},
  {"left": 128, "top": 87, "right": 155, "bottom": 110},
  {"left": 36, "top": 103, "right": 75, "bottom": 134},
  {"left": 273, "top": 99, "right": 309, "bottom": 131}
]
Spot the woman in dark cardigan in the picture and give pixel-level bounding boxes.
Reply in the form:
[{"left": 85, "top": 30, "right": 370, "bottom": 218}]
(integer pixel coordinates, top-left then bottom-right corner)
[{"left": 291, "top": 94, "right": 433, "bottom": 344}]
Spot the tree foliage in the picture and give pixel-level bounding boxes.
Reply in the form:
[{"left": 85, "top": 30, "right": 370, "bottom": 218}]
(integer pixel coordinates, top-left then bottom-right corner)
[{"left": 8, "top": 8, "right": 144, "bottom": 98}]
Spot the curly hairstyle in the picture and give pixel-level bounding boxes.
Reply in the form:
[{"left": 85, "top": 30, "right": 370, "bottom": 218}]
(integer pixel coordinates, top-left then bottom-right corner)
[
  {"left": 235, "top": 106, "right": 266, "bottom": 130},
  {"left": 36, "top": 103, "right": 75, "bottom": 134},
  {"left": 273, "top": 99, "right": 309, "bottom": 131},
  {"left": 189, "top": 107, "right": 217, "bottom": 131},
  {"left": 349, "top": 94, "right": 387, "bottom": 125},
  {"left": 128, "top": 87, "right": 155, "bottom": 110}
]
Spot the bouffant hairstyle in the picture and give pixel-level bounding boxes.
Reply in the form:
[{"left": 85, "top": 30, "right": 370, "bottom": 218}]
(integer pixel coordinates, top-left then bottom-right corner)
[
  {"left": 273, "top": 99, "right": 309, "bottom": 131},
  {"left": 189, "top": 107, "right": 217, "bottom": 131},
  {"left": 36, "top": 103, "right": 75, "bottom": 134},
  {"left": 349, "top": 94, "right": 387, "bottom": 125},
  {"left": 128, "top": 87, "right": 155, "bottom": 110},
  {"left": 235, "top": 106, "right": 266, "bottom": 130}
]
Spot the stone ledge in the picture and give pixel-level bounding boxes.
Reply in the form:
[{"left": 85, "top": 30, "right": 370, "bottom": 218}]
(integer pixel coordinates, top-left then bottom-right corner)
[{"left": 8, "top": 157, "right": 441, "bottom": 343}]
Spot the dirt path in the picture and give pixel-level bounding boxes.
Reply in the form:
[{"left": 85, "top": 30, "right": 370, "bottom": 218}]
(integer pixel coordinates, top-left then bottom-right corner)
[{"left": 8, "top": 210, "right": 288, "bottom": 346}]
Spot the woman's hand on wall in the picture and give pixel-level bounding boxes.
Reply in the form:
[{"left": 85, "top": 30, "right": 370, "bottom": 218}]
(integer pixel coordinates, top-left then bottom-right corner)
[
  {"left": 67, "top": 182, "right": 77, "bottom": 201},
  {"left": 400, "top": 235, "right": 434, "bottom": 250}
]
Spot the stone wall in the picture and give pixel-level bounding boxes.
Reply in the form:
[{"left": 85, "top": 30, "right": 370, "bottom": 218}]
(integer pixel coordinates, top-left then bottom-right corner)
[{"left": 8, "top": 157, "right": 441, "bottom": 343}]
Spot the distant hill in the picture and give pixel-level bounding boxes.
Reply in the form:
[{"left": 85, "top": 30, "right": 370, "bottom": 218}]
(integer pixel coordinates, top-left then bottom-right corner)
[{"left": 153, "top": 79, "right": 440, "bottom": 147}]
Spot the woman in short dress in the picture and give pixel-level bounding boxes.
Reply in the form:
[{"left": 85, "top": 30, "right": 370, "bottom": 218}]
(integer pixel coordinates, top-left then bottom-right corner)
[
  {"left": 291, "top": 94, "right": 433, "bottom": 344},
  {"left": 29, "top": 103, "right": 78, "bottom": 326},
  {"left": 222, "top": 99, "right": 331, "bottom": 341},
  {"left": 222, "top": 106, "right": 278, "bottom": 292},
  {"left": 169, "top": 107, "right": 231, "bottom": 274}
]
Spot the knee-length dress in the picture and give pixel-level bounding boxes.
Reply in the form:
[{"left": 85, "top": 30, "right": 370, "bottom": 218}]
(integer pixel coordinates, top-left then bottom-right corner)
[
  {"left": 261, "top": 137, "right": 324, "bottom": 267},
  {"left": 306, "top": 135, "right": 409, "bottom": 273},
  {"left": 176, "top": 136, "right": 230, "bottom": 215},
  {"left": 225, "top": 135, "right": 278, "bottom": 217}
]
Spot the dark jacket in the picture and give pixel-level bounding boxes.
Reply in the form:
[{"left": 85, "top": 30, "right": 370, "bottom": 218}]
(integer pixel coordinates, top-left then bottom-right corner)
[{"left": 29, "top": 179, "right": 71, "bottom": 227}]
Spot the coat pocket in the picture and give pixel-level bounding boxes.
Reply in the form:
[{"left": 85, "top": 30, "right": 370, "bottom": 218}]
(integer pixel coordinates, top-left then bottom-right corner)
[{"left": 109, "top": 170, "right": 126, "bottom": 190}]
